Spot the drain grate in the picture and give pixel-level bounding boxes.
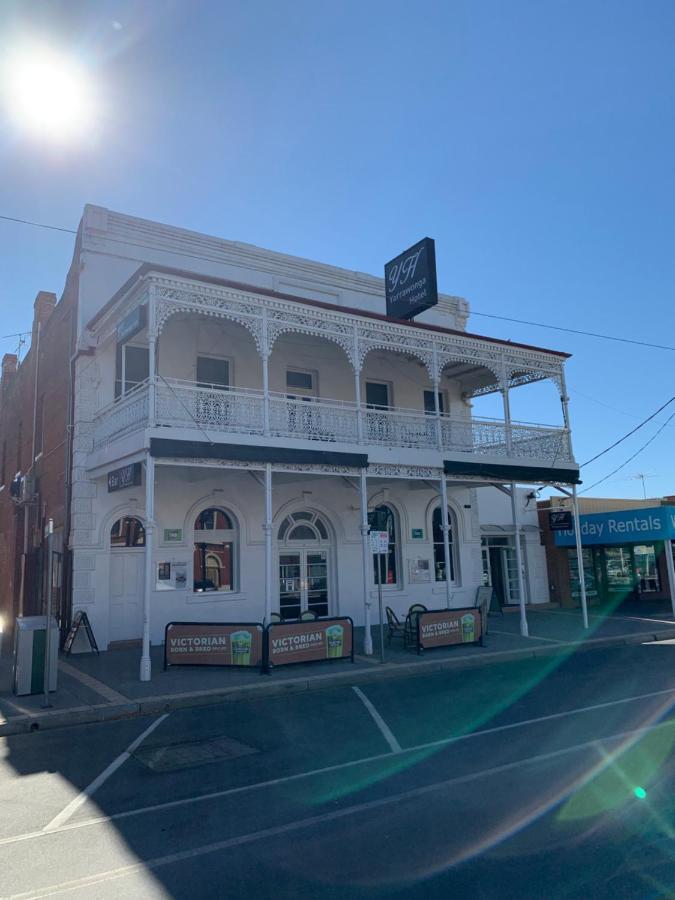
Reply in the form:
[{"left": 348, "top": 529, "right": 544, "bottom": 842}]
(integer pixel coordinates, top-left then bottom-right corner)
[{"left": 133, "top": 736, "right": 258, "bottom": 772}]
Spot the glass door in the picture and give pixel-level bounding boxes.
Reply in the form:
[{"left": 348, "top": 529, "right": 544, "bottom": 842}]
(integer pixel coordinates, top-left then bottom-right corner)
[
  {"left": 306, "top": 551, "right": 328, "bottom": 617},
  {"left": 279, "top": 553, "right": 302, "bottom": 619},
  {"left": 278, "top": 550, "right": 329, "bottom": 619}
]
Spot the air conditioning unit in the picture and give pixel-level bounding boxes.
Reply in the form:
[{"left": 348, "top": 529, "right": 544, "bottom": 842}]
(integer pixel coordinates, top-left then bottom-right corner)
[
  {"left": 21, "top": 474, "right": 36, "bottom": 502},
  {"left": 10, "top": 473, "right": 36, "bottom": 505}
]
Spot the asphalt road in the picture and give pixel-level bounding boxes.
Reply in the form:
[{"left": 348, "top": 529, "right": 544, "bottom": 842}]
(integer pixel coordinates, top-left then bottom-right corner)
[{"left": 1, "top": 641, "right": 675, "bottom": 899}]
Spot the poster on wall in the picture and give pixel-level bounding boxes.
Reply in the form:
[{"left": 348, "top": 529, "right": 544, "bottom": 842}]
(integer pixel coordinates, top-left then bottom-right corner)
[
  {"left": 156, "top": 561, "right": 189, "bottom": 591},
  {"left": 408, "top": 559, "right": 431, "bottom": 583}
]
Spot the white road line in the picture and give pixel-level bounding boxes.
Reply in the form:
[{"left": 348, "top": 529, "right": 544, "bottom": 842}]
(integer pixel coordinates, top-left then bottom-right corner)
[
  {"left": 57, "top": 660, "right": 130, "bottom": 704},
  {"left": 352, "top": 685, "right": 402, "bottom": 753},
  {"left": 42, "top": 714, "right": 169, "bottom": 833},
  {"left": 7, "top": 721, "right": 675, "bottom": 900},
  {"left": 1, "top": 684, "right": 674, "bottom": 850},
  {"left": 538, "top": 609, "right": 675, "bottom": 627},
  {"left": 489, "top": 629, "right": 563, "bottom": 644}
]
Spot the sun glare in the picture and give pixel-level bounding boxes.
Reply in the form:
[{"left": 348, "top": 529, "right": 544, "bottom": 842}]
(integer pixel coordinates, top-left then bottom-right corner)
[{"left": 3, "top": 44, "right": 93, "bottom": 141}]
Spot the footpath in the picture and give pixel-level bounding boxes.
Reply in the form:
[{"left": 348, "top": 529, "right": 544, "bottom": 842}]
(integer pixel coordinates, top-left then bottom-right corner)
[{"left": 1, "top": 607, "right": 675, "bottom": 737}]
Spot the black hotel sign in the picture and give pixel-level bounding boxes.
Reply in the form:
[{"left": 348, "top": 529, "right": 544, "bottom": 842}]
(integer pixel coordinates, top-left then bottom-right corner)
[
  {"left": 385, "top": 237, "right": 438, "bottom": 320},
  {"left": 108, "top": 462, "right": 142, "bottom": 493},
  {"left": 549, "top": 510, "right": 573, "bottom": 531}
]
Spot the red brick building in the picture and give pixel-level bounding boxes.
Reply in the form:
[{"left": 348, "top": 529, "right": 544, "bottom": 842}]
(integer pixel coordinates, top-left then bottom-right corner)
[{"left": 0, "top": 265, "right": 78, "bottom": 638}]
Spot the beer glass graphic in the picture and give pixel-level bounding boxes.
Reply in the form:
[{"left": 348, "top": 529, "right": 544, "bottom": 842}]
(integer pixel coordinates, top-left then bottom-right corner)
[
  {"left": 460, "top": 614, "right": 475, "bottom": 643},
  {"left": 325, "top": 624, "right": 344, "bottom": 659},
  {"left": 230, "top": 630, "right": 253, "bottom": 665}
]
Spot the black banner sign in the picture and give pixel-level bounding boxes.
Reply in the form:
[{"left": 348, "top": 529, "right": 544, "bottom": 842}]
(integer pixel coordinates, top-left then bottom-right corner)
[
  {"left": 385, "top": 237, "right": 438, "bottom": 320},
  {"left": 107, "top": 462, "right": 142, "bottom": 493},
  {"left": 549, "top": 510, "right": 573, "bottom": 531}
]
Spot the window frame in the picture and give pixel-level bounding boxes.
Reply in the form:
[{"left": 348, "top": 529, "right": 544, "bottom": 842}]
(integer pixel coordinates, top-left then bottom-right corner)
[
  {"left": 423, "top": 389, "right": 448, "bottom": 416},
  {"left": 196, "top": 354, "right": 232, "bottom": 391},
  {"left": 432, "top": 505, "right": 457, "bottom": 583},
  {"left": 192, "top": 506, "right": 239, "bottom": 593},
  {"left": 115, "top": 343, "right": 150, "bottom": 400},
  {"left": 110, "top": 516, "right": 146, "bottom": 548},
  {"left": 371, "top": 503, "right": 400, "bottom": 587},
  {"left": 365, "top": 381, "right": 392, "bottom": 410},
  {"left": 285, "top": 368, "right": 318, "bottom": 397}
]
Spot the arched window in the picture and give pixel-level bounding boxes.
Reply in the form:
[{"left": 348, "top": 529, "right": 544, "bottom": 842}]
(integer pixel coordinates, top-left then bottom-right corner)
[
  {"left": 371, "top": 504, "right": 398, "bottom": 585},
  {"left": 432, "top": 506, "right": 456, "bottom": 582},
  {"left": 110, "top": 517, "right": 145, "bottom": 548},
  {"left": 193, "top": 507, "right": 237, "bottom": 592},
  {"left": 277, "top": 511, "right": 329, "bottom": 543}
]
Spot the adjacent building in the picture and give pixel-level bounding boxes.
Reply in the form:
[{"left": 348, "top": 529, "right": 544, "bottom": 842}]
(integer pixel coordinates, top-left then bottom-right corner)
[
  {"left": 1, "top": 206, "right": 579, "bottom": 676},
  {"left": 538, "top": 496, "right": 675, "bottom": 612}
]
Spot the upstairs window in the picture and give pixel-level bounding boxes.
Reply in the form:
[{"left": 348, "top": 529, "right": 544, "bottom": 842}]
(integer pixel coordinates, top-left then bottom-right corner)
[
  {"left": 115, "top": 345, "right": 149, "bottom": 399},
  {"left": 286, "top": 369, "right": 316, "bottom": 397},
  {"left": 424, "top": 390, "right": 446, "bottom": 415},
  {"left": 366, "top": 382, "right": 390, "bottom": 410},
  {"left": 197, "top": 356, "right": 230, "bottom": 390}
]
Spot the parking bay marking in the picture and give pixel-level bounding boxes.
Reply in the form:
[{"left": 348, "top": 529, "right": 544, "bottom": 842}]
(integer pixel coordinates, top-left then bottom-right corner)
[
  {"left": 7, "top": 720, "right": 675, "bottom": 899},
  {"left": 2, "top": 684, "right": 675, "bottom": 851},
  {"left": 352, "top": 685, "right": 402, "bottom": 752},
  {"left": 42, "top": 713, "right": 169, "bottom": 832}
]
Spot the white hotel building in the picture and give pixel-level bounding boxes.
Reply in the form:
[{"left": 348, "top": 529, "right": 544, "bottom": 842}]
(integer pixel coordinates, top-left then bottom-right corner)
[{"left": 68, "top": 206, "right": 579, "bottom": 677}]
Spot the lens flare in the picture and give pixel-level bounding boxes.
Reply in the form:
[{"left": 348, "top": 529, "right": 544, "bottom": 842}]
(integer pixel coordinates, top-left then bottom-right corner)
[{"left": 3, "top": 42, "right": 94, "bottom": 142}]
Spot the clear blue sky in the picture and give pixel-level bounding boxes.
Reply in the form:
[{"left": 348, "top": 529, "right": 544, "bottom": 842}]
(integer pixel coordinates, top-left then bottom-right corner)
[{"left": 1, "top": 0, "right": 674, "bottom": 499}]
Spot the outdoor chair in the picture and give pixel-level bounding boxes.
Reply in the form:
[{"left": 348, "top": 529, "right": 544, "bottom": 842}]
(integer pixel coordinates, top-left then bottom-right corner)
[
  {"left": 385, "top": 606, "right": 405, "bottom": 644},
  {"left": 299, "top": 610, "right": 318, "bottom": 621},
  {"left": 404, "top": 603, "right": 427, "bottom": 648}
]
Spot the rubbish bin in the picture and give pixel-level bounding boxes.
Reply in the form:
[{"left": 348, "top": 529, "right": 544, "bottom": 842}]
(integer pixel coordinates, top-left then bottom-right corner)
[{"left": 13, "top": 616, "right": 59, "bottom": 696}]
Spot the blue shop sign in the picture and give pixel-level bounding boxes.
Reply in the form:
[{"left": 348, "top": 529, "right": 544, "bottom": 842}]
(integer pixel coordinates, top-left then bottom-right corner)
[{"left": 554, "top": 506, "right": 675, "bottom": 547}]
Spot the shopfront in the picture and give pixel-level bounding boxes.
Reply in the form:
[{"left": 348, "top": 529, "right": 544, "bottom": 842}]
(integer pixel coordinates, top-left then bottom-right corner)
[{"left": 553, "top": 506, "right": 675, "bottom": 609}]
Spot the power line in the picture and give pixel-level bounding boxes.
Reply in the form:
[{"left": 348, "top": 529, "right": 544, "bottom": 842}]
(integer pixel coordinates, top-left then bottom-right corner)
[
  {"left": 470, "top": 311, "right": 675, "bottom": 352},
  {"left": 580, "top": 396, "right": 675, "bottom": 467},
  {"left": 3, "top": 211, "right": 675, "bottom": 353},
  {"left": 1, "top": 331, "right": 30, "bottom": 339},
  {"left": 580, "top": 412, "right": 675, "bottom": 494},
  {"left": 0, "top": 214, "right": 77, "bottom": 235}
]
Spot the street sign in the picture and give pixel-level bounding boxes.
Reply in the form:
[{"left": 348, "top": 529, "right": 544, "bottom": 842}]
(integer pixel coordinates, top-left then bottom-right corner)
[
  {"left": 370, "top": 531, "right": 389, "bottom": 555},
  {"left": 384, "top": 237, "right": 438, "bottom": 320}
]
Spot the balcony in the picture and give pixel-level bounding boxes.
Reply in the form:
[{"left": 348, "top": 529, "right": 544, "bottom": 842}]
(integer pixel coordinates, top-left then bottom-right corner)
[{"left": 91, "top": 378, "right": 573, "bottom": 463}]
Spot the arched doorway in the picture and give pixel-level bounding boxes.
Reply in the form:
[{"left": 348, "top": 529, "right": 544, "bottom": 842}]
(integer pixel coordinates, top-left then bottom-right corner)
[
  {"left": 109, "top": 516, "right": 145, "bottom": 642},
  {"left": 277, "top": 511, "right": 332, "bottom": 619}
]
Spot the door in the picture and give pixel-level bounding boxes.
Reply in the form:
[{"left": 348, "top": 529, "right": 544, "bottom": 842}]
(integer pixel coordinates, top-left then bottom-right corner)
[
  {"left": 109, "top": 552, "right": 144, "bottom": 641},
  {"left": 488, "top": 547, "right": 506, "bottom": 608},
  {"left": 278, "top": 550, "right": 329, "bottom": 619}
]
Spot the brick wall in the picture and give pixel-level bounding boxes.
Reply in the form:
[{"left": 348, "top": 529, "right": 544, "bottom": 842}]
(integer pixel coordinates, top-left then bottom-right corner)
[{"left": 0, "top": 276, "right": 77, "bottom": 631}]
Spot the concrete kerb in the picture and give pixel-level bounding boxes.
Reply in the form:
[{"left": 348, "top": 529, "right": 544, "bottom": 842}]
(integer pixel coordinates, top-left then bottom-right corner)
[{"left": 3, "top": 627, "right": 675, "bottom": 737}]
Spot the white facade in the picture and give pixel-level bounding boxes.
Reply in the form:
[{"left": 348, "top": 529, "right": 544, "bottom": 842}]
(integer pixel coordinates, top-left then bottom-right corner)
[
  {"left": 477, "top": 487, "right": 550, "bottom": 607},
  {"left": 67, "top": 206, "right": 577, "bottom": 669}
]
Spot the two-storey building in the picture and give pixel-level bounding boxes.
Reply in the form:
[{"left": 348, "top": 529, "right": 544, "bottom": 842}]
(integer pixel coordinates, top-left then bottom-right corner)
[
  {"left": 1, "top": 206, "right": 581, "bottom": 676},
  {"left": 57, "top": 206, "right": 579, "bottom": 678}
]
